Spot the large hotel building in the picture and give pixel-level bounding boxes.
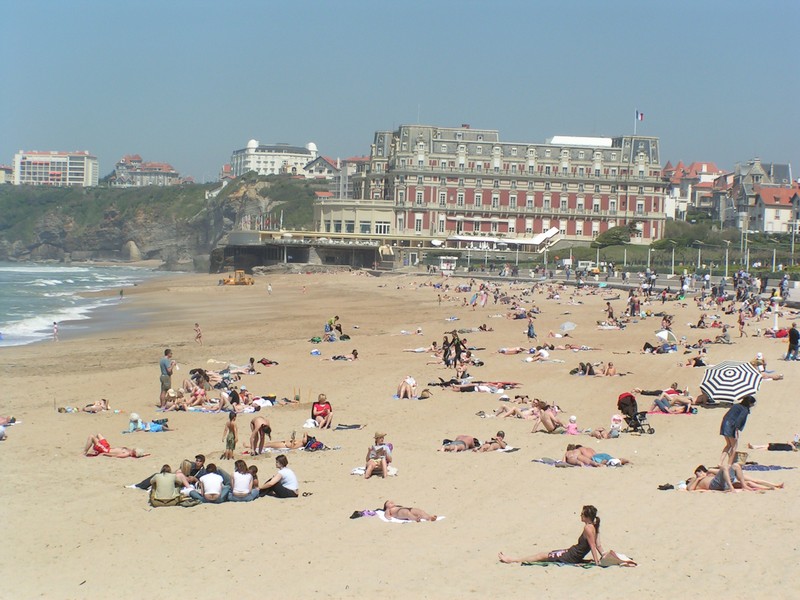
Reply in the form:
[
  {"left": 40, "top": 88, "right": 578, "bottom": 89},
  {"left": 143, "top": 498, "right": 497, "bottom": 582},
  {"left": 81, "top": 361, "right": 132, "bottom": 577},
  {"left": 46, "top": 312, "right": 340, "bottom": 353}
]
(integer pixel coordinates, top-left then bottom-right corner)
[
  {"left": 316, "top": 124, "right": 667, "bottom": 244},
  {"left": 13, "top": 150, "right": 99, "bottom": 187}
]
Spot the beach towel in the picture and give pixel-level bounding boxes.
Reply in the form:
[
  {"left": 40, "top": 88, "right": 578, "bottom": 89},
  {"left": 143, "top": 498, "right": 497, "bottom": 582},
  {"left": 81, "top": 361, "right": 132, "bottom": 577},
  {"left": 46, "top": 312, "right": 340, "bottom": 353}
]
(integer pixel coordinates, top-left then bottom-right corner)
[
  {"left": 531, "top": 458, "right": 576, "bottom": 467},
  {"left": 350, "top": 466, "right": 398, "bottom": 476},
  {"left": 392, "top": 395, "right": 423, "bottom": 400},
  {"left": 376, "top": 510, "right": 443, "bottom": 523},
  {"left": 334, "top": 424, "right": 365, "bottom": 431},
  {"left": 497, "top": 447, "right": 519, "bottom": 453},
  {"left": 742, "top": 464, "right": 796, "bottom": 471},
  {"left": 522, "top": 561, "right": 596, "bottom": 568},
  {"left": 646, "top": 410, "right": 695, "bottom": 416}
]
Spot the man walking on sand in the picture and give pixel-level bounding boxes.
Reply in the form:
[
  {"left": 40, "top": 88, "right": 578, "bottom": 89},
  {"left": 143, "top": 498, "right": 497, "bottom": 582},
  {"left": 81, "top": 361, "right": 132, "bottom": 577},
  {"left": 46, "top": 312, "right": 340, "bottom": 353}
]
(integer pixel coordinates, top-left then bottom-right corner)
[
  {"left": 159, "top": 349, "right": 176, "bottom": 407},
  {"left": 53, "top": 321, "right": 59, "bottom": 342}
]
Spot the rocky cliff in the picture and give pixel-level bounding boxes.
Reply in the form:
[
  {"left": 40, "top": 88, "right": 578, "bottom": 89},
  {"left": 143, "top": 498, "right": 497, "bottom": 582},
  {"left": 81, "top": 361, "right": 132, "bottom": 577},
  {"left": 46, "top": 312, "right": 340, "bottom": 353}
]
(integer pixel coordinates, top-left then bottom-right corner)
[{"left": 0, "top": 175, "right": 322, "bottom": 270}]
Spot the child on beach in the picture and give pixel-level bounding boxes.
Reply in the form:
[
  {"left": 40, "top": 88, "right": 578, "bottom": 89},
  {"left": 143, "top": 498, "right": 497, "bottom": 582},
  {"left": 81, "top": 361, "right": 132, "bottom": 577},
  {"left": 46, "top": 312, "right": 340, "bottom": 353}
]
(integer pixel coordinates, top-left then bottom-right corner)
[
  {"left": 194, "top": 322, "right": 203, "bottom": 345},
  {"left": 222, "top": 413, "right": 237, "bottom": 460}
]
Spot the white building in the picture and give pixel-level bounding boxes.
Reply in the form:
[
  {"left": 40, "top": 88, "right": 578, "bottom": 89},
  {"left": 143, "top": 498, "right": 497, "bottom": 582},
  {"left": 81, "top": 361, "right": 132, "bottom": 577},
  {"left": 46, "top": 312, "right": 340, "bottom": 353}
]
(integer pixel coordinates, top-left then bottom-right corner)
[
  {"left": 230, "top": 139, "right": 318, "bottom": 177},
  {"left": 13, "top": 150, "right": 99, "bottom": 187}
]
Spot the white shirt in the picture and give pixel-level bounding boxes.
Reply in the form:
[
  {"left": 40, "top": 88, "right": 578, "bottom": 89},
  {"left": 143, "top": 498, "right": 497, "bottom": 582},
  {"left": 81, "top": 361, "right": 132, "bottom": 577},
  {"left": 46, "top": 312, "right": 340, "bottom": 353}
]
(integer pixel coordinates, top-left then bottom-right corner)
[
  {"left": 199, "top": 472, "right": 224, "bottom": 496},
  {"left": 278, "top": 467, "right": 298, "bottom": 491},
  {"left": 232, "top": 471, "right": 253, "bottom": 494}
]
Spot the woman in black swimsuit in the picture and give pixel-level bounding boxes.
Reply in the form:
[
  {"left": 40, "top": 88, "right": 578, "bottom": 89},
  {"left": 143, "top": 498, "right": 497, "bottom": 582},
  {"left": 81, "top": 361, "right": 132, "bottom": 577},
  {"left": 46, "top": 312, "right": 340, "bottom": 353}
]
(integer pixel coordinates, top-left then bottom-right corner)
[{"left": 498, "top": 505, "right": 604, "bottom": 565}]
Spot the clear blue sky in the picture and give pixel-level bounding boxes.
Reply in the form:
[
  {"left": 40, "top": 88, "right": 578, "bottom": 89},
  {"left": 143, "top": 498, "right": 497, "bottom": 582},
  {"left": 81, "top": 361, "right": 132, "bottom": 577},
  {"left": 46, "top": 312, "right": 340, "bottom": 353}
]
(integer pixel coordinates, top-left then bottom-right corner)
[{"left": 3, "top": 0, "right": 798, "bottom": 182}]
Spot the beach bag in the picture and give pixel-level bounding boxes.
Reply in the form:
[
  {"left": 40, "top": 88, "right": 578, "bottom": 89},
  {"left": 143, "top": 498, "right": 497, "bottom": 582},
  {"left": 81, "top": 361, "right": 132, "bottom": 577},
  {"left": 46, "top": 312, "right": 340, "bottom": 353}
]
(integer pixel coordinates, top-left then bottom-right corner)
[
  {"left": 304, "top": 436, "right": 324, "bottom": 451},
  {"left": 340, "top": 334, "right": 351, "bottom": 341},
  {"left": 310, "top": 336, "right": 322, "bottom": 344},
  {"left": 599, "top": 551, "right": 637, "bottom": 567}
]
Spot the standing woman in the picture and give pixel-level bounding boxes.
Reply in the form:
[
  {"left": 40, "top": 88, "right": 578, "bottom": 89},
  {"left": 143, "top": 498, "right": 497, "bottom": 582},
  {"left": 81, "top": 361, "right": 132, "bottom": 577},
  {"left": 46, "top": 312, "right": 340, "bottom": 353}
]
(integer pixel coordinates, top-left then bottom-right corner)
[
  {"left": 499, "top": 505, "right": 604, "bottom": 566},
  {"left": 441, "top": 335, "right": 452, "bottom": 368},
  {"left": 720, "top": 395, "right": 756, "bottom": 469}
]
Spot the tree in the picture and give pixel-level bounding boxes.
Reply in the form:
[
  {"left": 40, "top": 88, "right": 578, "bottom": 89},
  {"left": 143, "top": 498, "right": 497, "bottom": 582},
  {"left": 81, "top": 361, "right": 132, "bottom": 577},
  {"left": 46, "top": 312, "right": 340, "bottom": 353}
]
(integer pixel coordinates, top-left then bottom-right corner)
[{"left": 591, "top": 224, "right": 635, "bottom": 248}]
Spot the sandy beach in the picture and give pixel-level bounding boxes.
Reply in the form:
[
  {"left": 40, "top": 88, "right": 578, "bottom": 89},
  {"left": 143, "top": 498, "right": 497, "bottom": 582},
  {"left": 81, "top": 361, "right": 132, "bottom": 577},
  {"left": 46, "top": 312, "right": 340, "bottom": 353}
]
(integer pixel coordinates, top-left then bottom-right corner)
[{"left": 2, "top": 270, "right": 799, "bottom": 599}]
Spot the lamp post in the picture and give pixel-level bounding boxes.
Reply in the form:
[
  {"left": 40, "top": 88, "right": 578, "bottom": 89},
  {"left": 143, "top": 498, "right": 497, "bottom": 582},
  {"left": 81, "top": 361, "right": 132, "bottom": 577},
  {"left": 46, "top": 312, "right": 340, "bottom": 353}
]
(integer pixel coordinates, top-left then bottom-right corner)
[
  {"left": 623, "top": 245, "right": 627, "bottom": 268},
  {"left": 670, "top": 241, "right": 676, "bottom": 276},
  {"left": 723, "top": 240, "right": 731, "bottom": 280},
  {"left": 647, "top": 247, "right": 652, "bottom": 270}
]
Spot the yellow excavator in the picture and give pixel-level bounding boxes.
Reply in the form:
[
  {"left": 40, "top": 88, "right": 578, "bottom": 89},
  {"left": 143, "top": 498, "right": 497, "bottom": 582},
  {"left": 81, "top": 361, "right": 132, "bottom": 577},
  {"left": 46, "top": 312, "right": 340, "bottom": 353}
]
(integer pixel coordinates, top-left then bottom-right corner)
[{"left": 222, "top": 270, "right": 254, "bottom": 285}]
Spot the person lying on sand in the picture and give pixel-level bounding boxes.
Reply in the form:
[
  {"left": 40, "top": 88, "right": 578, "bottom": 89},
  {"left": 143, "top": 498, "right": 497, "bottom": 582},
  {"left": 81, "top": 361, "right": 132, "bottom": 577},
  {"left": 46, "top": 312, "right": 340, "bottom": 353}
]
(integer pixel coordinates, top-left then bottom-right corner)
[
  {"left": 439, "top": 435, "right": 479, "bottom": 452},
  {"left": 260, "top": 431, "right": 310, "bottom": 451},
  {"left": 383, "top": 500, "right": 438, "bottom": 522},
  {"left": 747, "top": 438, "right": 800, "bottom": 452},
  {"left": 82, "top": 399, "right": 109, "bottom": 413},
  {"left": 474, "top": 431, "right": 507, "bottom": 452},
  {"left": 564, "top": 444, "right": 629, "bottom": 467},
  {"left": 83, "top": 434, "right": 147, "bottom": 458},
  {"left": 687, "top": 464, "right": 783, "bottom": 491}
]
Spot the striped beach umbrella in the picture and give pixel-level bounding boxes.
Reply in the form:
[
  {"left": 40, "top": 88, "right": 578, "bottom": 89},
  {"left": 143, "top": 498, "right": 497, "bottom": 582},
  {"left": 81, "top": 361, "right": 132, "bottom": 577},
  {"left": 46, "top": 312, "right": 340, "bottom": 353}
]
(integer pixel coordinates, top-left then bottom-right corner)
[{"left": 700, "top": 361, "right": 761, "bottom": 402}]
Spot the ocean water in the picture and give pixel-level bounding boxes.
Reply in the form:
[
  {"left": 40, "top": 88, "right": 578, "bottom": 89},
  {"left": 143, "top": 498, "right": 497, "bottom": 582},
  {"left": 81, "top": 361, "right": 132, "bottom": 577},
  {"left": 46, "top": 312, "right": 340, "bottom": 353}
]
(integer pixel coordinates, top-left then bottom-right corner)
[{"left": 0, "top": 262, "right": 161, "bottom": 347}]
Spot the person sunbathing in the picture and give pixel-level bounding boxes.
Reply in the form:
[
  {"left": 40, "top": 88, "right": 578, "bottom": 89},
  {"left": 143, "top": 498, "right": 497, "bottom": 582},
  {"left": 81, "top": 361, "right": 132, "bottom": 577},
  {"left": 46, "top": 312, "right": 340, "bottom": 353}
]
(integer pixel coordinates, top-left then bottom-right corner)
[
  {"left": 499, "top": 505, "right": 604, "bottom": 566},
  {"left": 474, "top": 431, "right": 507, "bottom": 452},
  {"left": 531, "top": 405, "right": 566, "bottom": 433},
  {"left": 747, "top": 438, "right": 800, "bottom": 452},
  {"left": 82, "top": 399, "right": 109, "bottom": 413},
  {"left": 366, "top": 433, "right": 392, "bottom": 478},
  {"left": 498, "top": 347, "right": 527, "bottom": 355},
  {"left": 383, "top": 500, "right": 438, "bottom": 522},
  {"left": 261, "top": 432, "right": 309, "bottom": 450},
  {"left": 750, "top": 353, "right": 783, "bottom": 380},
  {"left": 564, "top": 444, "right": 629, "bottom": 467},
  {"left": 439, "top": 434, "right": 478, "bottom": 452},
  {"left": 687, "top": 464, "right": 783, "bottom": 491},
  {"left": 397, "top": 376, "right": 417, "bottom": 399},
  {"left": 83, "top": 434, "right": 147, "bottom": 458}
]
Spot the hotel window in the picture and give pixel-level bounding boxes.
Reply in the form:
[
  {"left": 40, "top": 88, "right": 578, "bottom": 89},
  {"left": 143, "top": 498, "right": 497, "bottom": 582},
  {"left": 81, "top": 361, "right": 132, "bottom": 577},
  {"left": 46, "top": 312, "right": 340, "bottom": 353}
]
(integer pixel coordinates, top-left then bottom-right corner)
[
  {"left": 458, "top": 178, "right": 464, "bottom": 187},
  {"left": 545, "top": 182, "right": 551, "bottom": 191},
  {"left": 526, "top": 194, "right": 534, "bottom": 208},
  {"left": 578, "top": 184, "right": 584, "bottom": 192},
  {"left": 458, "top": 162, "right": 465, "bottom": 171},
  {"left": 438, "top": 192, "right": 446, "bottom": 206},
  {"left": 594, "top": 169, "right": 600, "bottom": 176},
  {"left": 528, "top": 181, "right": 534, "bottom": 190},
  {"left": 593, "top": 201, "right": 600, "bottom": 212},
  {"left": 545, "top": 149, "right": 551, "bottom": 157},
  {"left": 525, "top": 218, "right": 533, "bottom": 233},
  {"left": 474, "top": 192, "right": 482, "bottom": 207},
  {"left": 508, "top": 219, "right": 516, "bottom": 233},
  {"left": 477, "top": 135, "right": 483, "bottom": 140},
  {"left": 492, "top": 195, "right": 499, "bottom": 208},
  {"left": 438, "top": 217, "right": 446, "bottom": 233},
  {"left": 333, "top": 222, "right": 342, "bottom": 232},
  {"left": 510, "top": 194, "right": 517, "bottom": 208},
  {"left": 456, "top": 132, "right": 463, "bottom": 140},
  {"left": 457, "top": 192, "right": 465, "bottom": 207},
  {"left": 528, "top": 165, "right": 535, "bottom": 174},
  {"left": 345, "top": 220, "right": 355, "bottom": 233},
  {"left": 576, "top": 224, "right": 583, "bottom": 236},
  {"left": 511, "top": 163, "right": 517, "bottom": 173},
  {"left": 511, "top": 180, "right": 517, "bottom": 189},
  {"left": 414, "top": 217, "right": 423, "bottom": 233},
  {"left": 439, "top": 177, "right": 446, "bottom": 186},
  {"left": 594, "top": 184, "right": 600, "bottom": 193},
  {"left": 577, "top": 198, "right": 584, "bottom": 211},
  {"left": 416, "top": 191, "right": 424, "bottom": 205},
  {"left": 638, "top": 186, "right": 644, "bottom": 194},
  {"left": 561, "top": 183, "right": 568, "bottom": 192},
  {"left": 511, "top": 147, "right": 517, "bottom": 156},
  {"left": 609, "top": 200, "right": 616, "bottom": 212},
  {"left": 639, "top": 169, "right": 645, "bottom": 177},
  {"left": 360, "top": 223, "right": 372, "bottom": 234},
  {"left": 610, "top": 168, "right": 617, "bottom": 176},
  {"left": 493, "top": 179, "right": 499, "bottom": 189},
  {"left": 636, "top": 201, "right": 644, "bottom": 214},
  {"left": 491, "top": 221, "right": 499, "bottom": 233},
  {"left": 578, "top": 151, "right": 585, "bottom": 159},
  {"left": 545, "top": 166, "right": 551, "bottom": 175},
  {"left": 476, "top": 178, "right": 482, "bottom": 188},
  {"left": 476, "top": 163, "right": 482, "bottom": 171},
  {"left": 476, "top": 146, "right": 483, "bottom": 154},
  {"left": 401, "top": 143, "right": 408, "bottom": 151},
  {"left": 578, "top": 167, "right": 585, "bottom": 176},
  {"left": 417, "top": 176, "right": 423, "bottom": 185},
  {"left": 441, "top": 145, "right": 447, "bottom": 153},
  {"left": 440, "top": 160, "right": 447, "bottom": 169},
  {"left": 611, "top": 185, "right": 617, "bottom": 193},
  {"left": 398, "top": 190, "right": 405, "bottom": 203},
  {"left": 560, "top": 199, "right": 567, "bottom": 210},
  {"left": 418, "top": 160, "right": 424, "bottom": 167},
  {"left": 562, "top": 166, "right": 568, "bottom": 174}
]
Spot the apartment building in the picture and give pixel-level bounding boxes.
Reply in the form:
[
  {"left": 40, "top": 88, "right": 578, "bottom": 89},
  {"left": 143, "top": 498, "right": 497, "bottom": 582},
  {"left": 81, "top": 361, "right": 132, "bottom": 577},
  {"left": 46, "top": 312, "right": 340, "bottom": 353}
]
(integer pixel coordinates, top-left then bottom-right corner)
[
  {"left": 13, "top": 150, "right": 99, "bottom": 187},
  {"left": 318, "top": 124, "right": 667, "bottom": 243}
]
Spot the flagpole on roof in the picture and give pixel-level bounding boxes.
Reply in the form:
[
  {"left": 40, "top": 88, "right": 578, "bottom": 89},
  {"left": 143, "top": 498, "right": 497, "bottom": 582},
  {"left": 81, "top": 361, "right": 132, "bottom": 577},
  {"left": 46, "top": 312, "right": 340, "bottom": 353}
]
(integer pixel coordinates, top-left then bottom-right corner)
[{"left": 633, "top": 109, "right": 637, "bottom": 136}]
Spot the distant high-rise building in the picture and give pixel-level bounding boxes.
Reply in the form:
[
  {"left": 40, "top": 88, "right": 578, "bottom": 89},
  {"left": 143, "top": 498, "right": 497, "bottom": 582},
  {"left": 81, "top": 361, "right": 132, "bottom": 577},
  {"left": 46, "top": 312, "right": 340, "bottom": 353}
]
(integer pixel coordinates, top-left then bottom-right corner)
[
  {"left": 112, "top": 154, "right": 181, "bottom": 187},
  {"left": 13, "top": 150, "right": 99, "bottom": 187},
  {"left": 230, "top": 139, "right": 318, "bottom": 177}
]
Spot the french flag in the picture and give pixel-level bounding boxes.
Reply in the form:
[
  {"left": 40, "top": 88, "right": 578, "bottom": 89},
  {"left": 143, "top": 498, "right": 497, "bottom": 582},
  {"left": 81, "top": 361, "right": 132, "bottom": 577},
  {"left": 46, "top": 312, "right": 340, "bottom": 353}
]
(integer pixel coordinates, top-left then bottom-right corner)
[{"left": 636, "top": 110, "right": 644, "bottom": 121}]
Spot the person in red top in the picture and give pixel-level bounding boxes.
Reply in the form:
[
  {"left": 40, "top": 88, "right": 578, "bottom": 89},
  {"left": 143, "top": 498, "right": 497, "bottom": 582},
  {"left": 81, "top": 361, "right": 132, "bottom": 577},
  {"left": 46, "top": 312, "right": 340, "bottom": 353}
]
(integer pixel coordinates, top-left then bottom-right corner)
[{"left": 312, "top": 393, "right": 333, "bottom": 429}]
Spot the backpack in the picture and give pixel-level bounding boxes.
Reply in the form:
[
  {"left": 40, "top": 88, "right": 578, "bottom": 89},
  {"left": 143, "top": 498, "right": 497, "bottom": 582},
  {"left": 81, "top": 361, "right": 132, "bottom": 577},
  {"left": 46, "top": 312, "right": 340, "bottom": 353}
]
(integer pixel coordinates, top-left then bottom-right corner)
[
  {"left": 310, "top": 336, "right": 322, "bottom": 344},
  {"left": 304, "top": 436, "right": 325, "bottom": 451}
]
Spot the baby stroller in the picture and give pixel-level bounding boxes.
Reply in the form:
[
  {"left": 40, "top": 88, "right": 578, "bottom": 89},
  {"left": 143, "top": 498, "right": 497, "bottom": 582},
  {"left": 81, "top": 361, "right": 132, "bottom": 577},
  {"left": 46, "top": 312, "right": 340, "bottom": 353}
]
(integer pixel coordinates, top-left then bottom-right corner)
[{"left": 617, "top": 392, "right": 655, "bottom": 434}]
